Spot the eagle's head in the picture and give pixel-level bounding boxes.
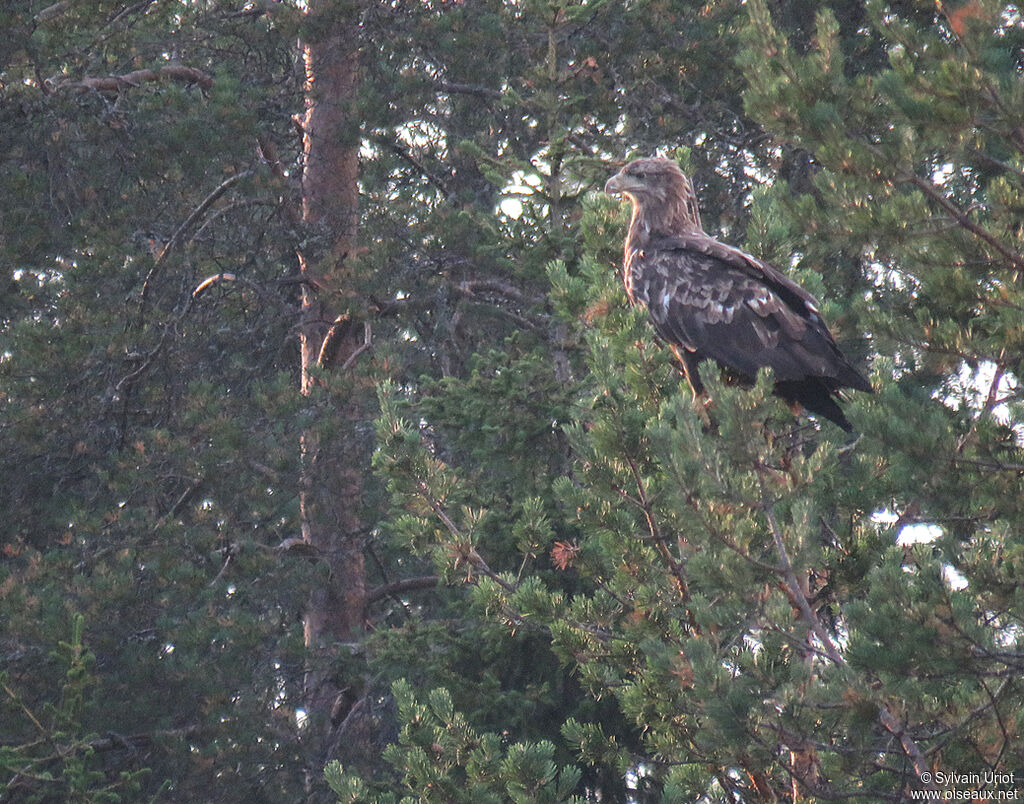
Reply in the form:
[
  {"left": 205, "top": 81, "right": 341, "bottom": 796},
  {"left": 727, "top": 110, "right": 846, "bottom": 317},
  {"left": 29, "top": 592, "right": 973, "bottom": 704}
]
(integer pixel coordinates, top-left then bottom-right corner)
[{"left": 605, "top": 157, "right": 703, "bottom": 235}]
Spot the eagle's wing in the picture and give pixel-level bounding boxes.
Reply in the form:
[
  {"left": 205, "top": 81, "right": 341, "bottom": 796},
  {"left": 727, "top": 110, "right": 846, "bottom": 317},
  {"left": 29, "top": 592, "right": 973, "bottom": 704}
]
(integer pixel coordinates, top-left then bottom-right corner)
[{"left": 639, "top": 234, "right": 871, "bottom": 391}]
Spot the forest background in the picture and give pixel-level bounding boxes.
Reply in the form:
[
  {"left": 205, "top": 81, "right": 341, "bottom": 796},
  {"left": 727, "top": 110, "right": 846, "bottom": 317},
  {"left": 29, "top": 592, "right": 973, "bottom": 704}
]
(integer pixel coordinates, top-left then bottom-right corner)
[{"left": 2, "top": 0, "right": 1024, "bottom": 802}]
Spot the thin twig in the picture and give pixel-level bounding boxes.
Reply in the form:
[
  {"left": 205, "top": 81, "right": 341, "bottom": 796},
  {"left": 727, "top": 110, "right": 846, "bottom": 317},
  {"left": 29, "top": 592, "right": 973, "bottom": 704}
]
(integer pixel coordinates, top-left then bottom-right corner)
[
  {"left": 2, "top": 683, "right": 50, "bottom": 741},
  {"left": 208, "top": 553, "right": 233, "bottom": 587}
]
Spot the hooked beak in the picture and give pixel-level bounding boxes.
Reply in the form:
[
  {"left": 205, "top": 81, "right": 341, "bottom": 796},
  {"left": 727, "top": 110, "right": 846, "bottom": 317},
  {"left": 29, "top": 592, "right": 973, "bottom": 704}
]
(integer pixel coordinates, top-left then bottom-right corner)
[
  {"left": 604, "top": 174, "right": 624, "bottom": 194},
  {"left": 604, "top": 171, "right": 640, "bottom": 196}
]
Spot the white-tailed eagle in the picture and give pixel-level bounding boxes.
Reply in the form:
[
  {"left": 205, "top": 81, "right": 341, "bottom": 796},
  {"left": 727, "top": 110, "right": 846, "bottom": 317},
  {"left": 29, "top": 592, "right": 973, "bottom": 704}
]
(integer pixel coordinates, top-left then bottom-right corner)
[{"left": 605, "top": 157, "right": 871, "bottom": 431}]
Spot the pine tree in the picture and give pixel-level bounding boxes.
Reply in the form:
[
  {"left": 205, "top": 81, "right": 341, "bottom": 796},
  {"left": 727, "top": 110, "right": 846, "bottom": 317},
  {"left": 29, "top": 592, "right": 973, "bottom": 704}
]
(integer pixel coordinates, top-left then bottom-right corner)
[
  {"left": 737, "top": 0, "right": 1024, "bottom": 792},
  {"left": 13, "top": 0, "right": 1020, "bottom": 802},
  {"left": 4, "top": 0, "right": 763, "bottom": 799},
  {"left": 331, "top": 2, "right": 1024, "bottom": 801},
  {"left": 2, "top": 2, "right": 326, "bottom": 799}
]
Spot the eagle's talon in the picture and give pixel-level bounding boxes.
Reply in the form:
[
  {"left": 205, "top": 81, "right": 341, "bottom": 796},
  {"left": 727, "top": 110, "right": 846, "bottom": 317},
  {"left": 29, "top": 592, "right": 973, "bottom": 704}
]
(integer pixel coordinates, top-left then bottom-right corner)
[{"left": 693, "top": 393, "right": 718, "bottom": 433}]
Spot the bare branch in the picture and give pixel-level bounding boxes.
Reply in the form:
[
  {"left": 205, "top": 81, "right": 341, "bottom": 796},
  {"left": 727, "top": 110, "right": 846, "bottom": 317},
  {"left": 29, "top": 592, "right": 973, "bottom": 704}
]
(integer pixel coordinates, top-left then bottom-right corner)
[
  {"left": 138, "top": 170, "right": 255, "bottom": 320},
  {"left": 81, "top": 724, "right": 202, "bottom": 753},
  {"left": 434, "top": 80, "right": 502, "bottom": 100},
  {"left": 34, "top": 1, "right": 75, "bottom": 24},
  {"left": 365, "top": 575, "right": 440, "bottom": 607},
  {"left": 314, "top": 317, "right": 372, "bottom": 372},
  {"left": 876, "top": 705, "right": 937, "bottom": 789},
  {"left": 275, "top": 537, "right": 321, "bottom": 557},
  {"left": 53, "top": 65, "right": 214, "bottom": 94},
  {"left": 157, "top": 171, "right": 255, "bottom": 265},
  {"left": 338, "top": 321, "right": 372, "bottom": 371},
  {"left": 456, "top": 278, "right": 544, "bottom": 307},
  {"left": 192, "top": 273, "right": 238, "bottom": 298}
]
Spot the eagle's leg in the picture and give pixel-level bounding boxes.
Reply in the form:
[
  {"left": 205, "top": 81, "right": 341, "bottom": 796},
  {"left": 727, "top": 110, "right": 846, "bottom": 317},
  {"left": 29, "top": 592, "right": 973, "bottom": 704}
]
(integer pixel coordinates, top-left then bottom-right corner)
[{"left": 674, "top": 347, "right": 715, "bottom": 430}]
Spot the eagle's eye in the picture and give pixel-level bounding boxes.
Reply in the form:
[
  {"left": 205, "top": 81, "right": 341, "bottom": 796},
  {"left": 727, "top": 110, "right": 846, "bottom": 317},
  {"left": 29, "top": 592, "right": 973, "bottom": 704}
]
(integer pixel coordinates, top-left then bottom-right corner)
[{"left": 632, "top": 169, "right": 646, "bottom": 180}]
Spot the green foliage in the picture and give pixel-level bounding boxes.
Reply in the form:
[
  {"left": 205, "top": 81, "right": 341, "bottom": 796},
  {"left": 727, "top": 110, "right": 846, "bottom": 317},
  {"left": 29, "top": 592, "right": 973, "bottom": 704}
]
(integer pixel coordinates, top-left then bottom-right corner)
[
  {"left": 1, "top": 615, "right": 154, "bottom": 803},
  {"left": 6, "top": 0, "right": 1023, "bottom": 802},
  {"left": 325, "top": 680, "right": 582, "bottom": 804},
  {"left": 363, "top": 2, "right": 1024, "bottom": 794}
]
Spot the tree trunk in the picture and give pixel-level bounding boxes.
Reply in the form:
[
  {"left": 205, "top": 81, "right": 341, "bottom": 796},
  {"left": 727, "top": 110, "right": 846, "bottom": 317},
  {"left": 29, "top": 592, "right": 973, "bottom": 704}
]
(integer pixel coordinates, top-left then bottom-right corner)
[{"left": 297, "top": 1, "right": 372, "bottom": 791}]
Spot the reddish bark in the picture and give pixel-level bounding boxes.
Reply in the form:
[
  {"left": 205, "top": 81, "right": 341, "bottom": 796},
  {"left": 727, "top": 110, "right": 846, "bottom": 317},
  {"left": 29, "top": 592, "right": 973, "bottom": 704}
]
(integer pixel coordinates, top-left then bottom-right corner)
[
  {"left": 297, "top": 2, "right": 372, "bottom": 784},
  {"left": 299, "top": 2, "right": 365, "bottom": 646}
]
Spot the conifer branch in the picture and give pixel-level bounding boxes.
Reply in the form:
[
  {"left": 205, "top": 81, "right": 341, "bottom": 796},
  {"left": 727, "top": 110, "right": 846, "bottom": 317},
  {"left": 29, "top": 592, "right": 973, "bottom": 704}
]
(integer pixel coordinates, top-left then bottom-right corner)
[
  {"left": 154, "top": 477, "right": 204, "bottom": 529},
  {"left": 756, "top": 468, "right": 940, "bottom": 794},
  {"left": 376, "top": 136, "right": 451, "bottom": 197},
  {"left": 897, "top": 171, "right": 1024, "bottom": 273},
  {"left": 417, "top": 482, "right": 516, "bottom": 593},
  {"left": 757, "top": 476, "right": 846, "bottom": 668},
  {"left": 454, "top": 280, "right": 549, "bottom": 332},
  {"left": 620, "top": 453, "right": 695, "bottom": 607},
  {"left": 920, "top": 677, "right": 1011, "bottom": 750}
]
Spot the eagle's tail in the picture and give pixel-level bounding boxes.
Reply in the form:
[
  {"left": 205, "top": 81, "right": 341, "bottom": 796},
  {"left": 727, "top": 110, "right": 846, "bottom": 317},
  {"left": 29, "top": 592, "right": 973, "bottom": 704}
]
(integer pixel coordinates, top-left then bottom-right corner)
[{"left": 774, "top": 379, "right": 855, "bottom": 432}]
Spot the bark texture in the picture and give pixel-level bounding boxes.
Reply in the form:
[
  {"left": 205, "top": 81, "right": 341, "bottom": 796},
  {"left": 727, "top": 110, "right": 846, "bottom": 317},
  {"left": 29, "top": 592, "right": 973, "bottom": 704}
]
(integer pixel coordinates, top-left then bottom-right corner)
[{"left": 297, "top": 3, "right": 373, "bottom": 790}]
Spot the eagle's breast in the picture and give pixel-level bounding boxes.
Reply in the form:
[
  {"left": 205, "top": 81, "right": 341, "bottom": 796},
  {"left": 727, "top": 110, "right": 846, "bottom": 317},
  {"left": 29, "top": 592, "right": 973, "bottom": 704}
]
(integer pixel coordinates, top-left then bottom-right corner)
[{"left": 623, "top": 247, "right": 649, "bottom": 305}]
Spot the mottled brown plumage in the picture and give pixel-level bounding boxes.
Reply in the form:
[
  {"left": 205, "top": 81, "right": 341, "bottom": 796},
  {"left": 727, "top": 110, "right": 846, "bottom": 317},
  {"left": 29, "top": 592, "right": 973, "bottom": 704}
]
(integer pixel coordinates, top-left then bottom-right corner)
[{"left": 605, "top": 157, "right": 871, "bottom": 431}]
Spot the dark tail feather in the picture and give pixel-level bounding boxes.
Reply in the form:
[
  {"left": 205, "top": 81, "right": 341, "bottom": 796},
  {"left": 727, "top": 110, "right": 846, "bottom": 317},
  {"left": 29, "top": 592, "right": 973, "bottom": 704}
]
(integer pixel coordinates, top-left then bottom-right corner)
[
  {"left": 774, "top": 379, "right": 854, "bottom": 432},
  {"left": 836, "top": 362, "right": 874, "bottom": 394}
]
